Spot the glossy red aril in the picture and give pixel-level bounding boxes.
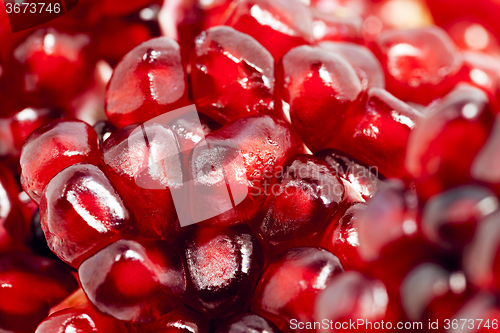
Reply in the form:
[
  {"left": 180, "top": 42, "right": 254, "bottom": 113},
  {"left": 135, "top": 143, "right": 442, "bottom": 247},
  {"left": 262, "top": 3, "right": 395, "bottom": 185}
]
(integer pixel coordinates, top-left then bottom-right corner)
[
  {"left": 276, "top": 45, "right": 362, "bottom": 152},
  {"left": 422, "top": 185, "right": 498, "bottom": 250},
  {"left": 20, "top": 119, "right": 100, "bottom": 204},
  {"left": 252, "top": 247, "right": 344, "bottom": 331},
  {"left": 400, "top": 263, "right": 471, "bottom": 328},
  {"left": 97, "top": 0, "right": 161, "bottom": 18},
  {"left": 462, "top": 51, "right": 500, "bottom": 110},
  {"left": 320, "top": 203, "right": 366, "bottom": 271},
  {"left": 426, "top": 0, "right": 500, "bottom": 47},
  {"left": 190, "top": 26, "right": 275, "bottom": 124},
  {"left": 0, "top": 253, "right": 77, "bottom": 332},
  {"left": 463, "top": 209, "right": 500, "bottom": 291},
  {"left": 95, "top": 18, "right": 157, "bottom": 67},
  {"left": 168, "top": 111, "right": 221, "bottom": 154},
  {"left": 314, "top": 272, "right": 390, "bottom": 330},
  {"left": 35, "top": 307, "right": 129, "bottom": 333},
  {"left": 105, "top": 37, "right": 188, "bottom": 128},
  {"left": 224, "top": 0, "right": 314, "bottom": 60},
  {"left": 333, "top": 87, "right": 421, "bottom": 180},
  {"left": 356, "top": 180, "right": 429, "bottom": 291},
  {"left": 0, "top": 106, "right": 62, "bottom": 159},
  {"left": 372, "top": 26, "right": 464, "bottom": 105},
  {"left": 93, "top": 121, "right": 117, "bottom": 148},
  {"left": 256, "top": 154, "right": 345, "bottom": 248},
  {"left": 189, "top": 115, "right": 305, "bottom": 227},
  {"left": 40, "top": 163, "right": 131, "bottom": 267},
  {"left": 311, "top": 10, "right": 363, "bottom": 44},
  {"left": 444, "top": 293, "right": 500, "bottom": 333},
  {"left": 129, "top": 307, "right": 210, "bottom": 333},
  {"left": 12, "top": 28, "right": 95, "bottom": 106},
  {"left": 471, "top": 115, "right": 500, "bottom": 195},
  {"left": 101, "top": 123, "right": 181, "bottom": 239},
  {"left": 445, "top": 21, "right": 499, "bottom": 54},
  {"left": 318, "top": 41, "right": 385, "bottom": 90},
  {"left": 181, "top": 225, "right": 264, "bottom": 318},
  {"left": 215, "top": 313, "right": 280, "bottom": 333},
  {"left": 79, "top": 239, "right": 186, "bottom": 323},
  {"left": 318, "top": 150, "right": 382, "bottom": 201},
  {"left": 0, "top": 163, "right": 31, "bottom": 253},
  {"left": 406, "top": 84, "right": 495, "bottom": 201}
]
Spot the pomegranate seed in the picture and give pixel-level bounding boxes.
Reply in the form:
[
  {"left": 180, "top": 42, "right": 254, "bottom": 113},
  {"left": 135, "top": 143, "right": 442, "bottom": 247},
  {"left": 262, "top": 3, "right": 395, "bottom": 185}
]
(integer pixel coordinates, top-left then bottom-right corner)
[
  {"left": 94, "top": 18, "right": 157, "bottom": 67},
  {"left": 0, "top": 163, "right": 32, "bottom": 253},
  {"left": 356, "top": 180, "right": 433, "bottom": 292},
  {"left": 0, "top": 253, "right": 77, "bottom": 332},
  {"left": 79, "top": 239, "right": 186, "bottom": 323},
  {"left": 105, "top": 37, "right": 188, "bottom": 128},
  {"left": 190, "top": 26, "right": 275, "bottom": 124},
  {"left": 35, "top": 307, "right": 129, "bottom": 333},
  {"left": 181, "top": 225, "right": 264, "bottom": 318},
  {"left": 224, "top": 0, "right": 314, "bottom": 60},
  {"left": 320, "top": 203, "right": 366, "bottom": 271},
  {"left": 189, "top": 115, "right": 305, "bottom": 227},
  {"left": 215, "top": 313, "right": 280, "bottom": 333},
  {"left": 276, "top": 45, "right": 362, "bottom": 152},
  {"left": 101, "top": 123, "right": 181, "bottom": 240},
  {"left": 406, "top": 84, "right": 495, "bottom": 201},
  {"left": 314, "top": 272, "right": 391, "bottom": 328},
  {"left": 463, "top": 209, "right": 500, "bottom": 291},
  {"left": 422, "top": 185, "right": 498, "bottom": 250},
  {"left": 97, "top": 0, "right": 161, "bottom": 18},
  {"left": 256, "top": 154, "right": 345, "bottom": 248},
  {"left": 401, "top": 264, "right": 472, "bottom": 325},
  {"left": 20, "top": 119, "right": 100, "bottom": 204},
  {"left": 311, "top": 10, "right": 363, "bottom": 44},
  {"left": 471, "top": 114, "right": 500, "bottom": 195},
  {"left": 318, "top": 41, "right": 385, "bottom": 90},
  {"left": 40, "top": 163, "right": 132, "bottom": 267},
  {"left": 129, "top": 307, "right": 210, "bottom": 333},
  {"left": 333, "top": 87, "right": 421, "bottom": 180},
  {"left": 12, "top": 28, "right": 96, "bottom": 106},
  {"left": 462, "top": 51, "right": 500, "bottom": 111},
  {"left": 318, "top": 150, "right": 382, "bottom": 201},
  {"left": 372, "top": 26, "right": 464, "bottom": 105},
  {"left": 252, "top": 247, "right": 344, "bottom": 330}
]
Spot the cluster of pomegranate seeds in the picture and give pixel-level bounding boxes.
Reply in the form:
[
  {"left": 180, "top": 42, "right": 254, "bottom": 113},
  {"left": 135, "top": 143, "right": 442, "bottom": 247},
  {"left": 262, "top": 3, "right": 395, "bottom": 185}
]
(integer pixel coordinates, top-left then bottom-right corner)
[{"left": 3, "top": 0, "right": 500, "bottom": 332}]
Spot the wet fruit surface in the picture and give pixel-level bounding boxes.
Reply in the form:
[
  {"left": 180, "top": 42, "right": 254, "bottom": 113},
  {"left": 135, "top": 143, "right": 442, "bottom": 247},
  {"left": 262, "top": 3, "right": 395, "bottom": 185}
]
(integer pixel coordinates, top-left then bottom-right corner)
[
  {"left": 79, "top": 239, "right": 186, "bottom": 323},
  {"left": 105, "top": 37, "right": 188, "bottom": 128},
  {"left": 190, "top": 26, "right": 275, "bottom": 124},
  {"left": 4, "top": 0, "right": 500, "bottom": 331}
]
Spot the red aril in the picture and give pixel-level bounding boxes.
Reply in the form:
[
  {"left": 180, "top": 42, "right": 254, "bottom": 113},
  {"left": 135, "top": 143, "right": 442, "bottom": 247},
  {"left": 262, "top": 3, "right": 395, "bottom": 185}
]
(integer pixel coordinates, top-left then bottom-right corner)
[
  {"left": 252, "top": 247, "right": 344, "bottom": 331},
  {"left": 190, "top": 26, "right": 275, "bottom": 124},
  {"left": 276, "top": 45, "right": 362, "bottom": 152},
  {"left": 406, "top": 84, "right": 495, "bottom": 201},
  {"left": 35, "top": 307, "right": 129, "bottom": 333},
  {"left": 318, "top": 41, "right": 385, "bottom": 90},
  {"left": 101, "top": 123, "right": 182, "bottom": 240},
  {"left": 371, "top": 26, "right": 464, "bottom": 105},
  {"left": 189, "top": 115, "right": 305, "bottom": 227},
  {"left": 224, "top": 0, "right": 314, "bottom": 60},
  {"left": 255, "top": 154, "right": 345, "bottom": 249},
  {"left": 79, "top": 239, "right": 186, "bottom": 323},
  {"left": 0, "top": 253, "right": 77, "bottom": 332},
  {"left": 40, "top": 163, "right": 132, "bottom": 267},
  {"left": 20, "top": 119, "right": 100, "bottom": 204}
]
